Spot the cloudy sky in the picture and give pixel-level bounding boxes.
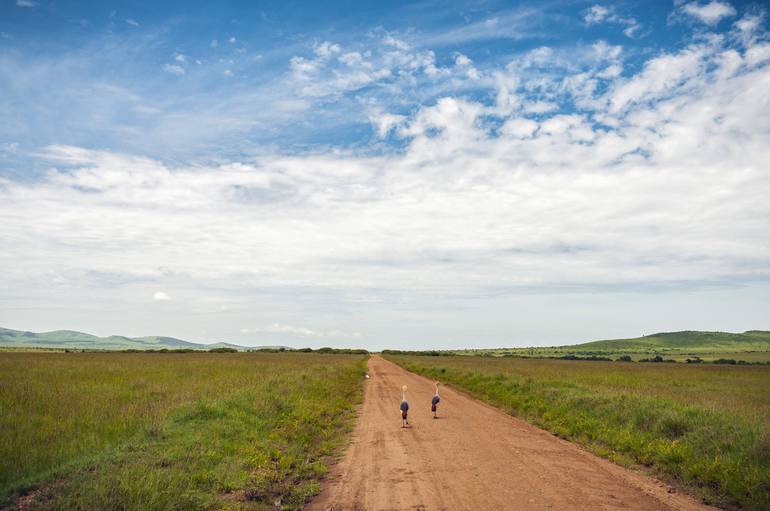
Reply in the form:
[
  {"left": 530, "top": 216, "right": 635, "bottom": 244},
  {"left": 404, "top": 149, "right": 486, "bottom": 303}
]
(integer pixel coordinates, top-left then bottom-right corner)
[{"left": 1, "top": 0, "right": 769, "bottom": 349}]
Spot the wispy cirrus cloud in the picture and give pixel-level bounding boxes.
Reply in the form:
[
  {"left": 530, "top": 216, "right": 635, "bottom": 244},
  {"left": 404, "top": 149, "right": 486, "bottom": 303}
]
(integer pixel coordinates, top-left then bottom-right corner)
[
  {"left": 583, "top": 4, "right": 646, "bottom": 38},
  {"left": 162, "top": 63, "right": 185, "bottom": 75}
]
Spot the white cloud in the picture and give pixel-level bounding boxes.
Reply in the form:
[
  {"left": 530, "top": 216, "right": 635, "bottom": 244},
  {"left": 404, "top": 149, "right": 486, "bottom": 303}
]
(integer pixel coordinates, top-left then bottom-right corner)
[
  {"left": 0, "top": 32, "right": 11, "bottom": 39},
  {"left": 745, "top": 43, "right": 770, "bottom": 67},
  {"left": 125, "top": 19, "right": 139, "bottom": 27},
  {"left": 252, "top": 323, "right": 362, "bottom": 339},
  {"left": 455, "top": 53, "right": 472, "bottom": 67},
  {"left": 174, "top": 53, "right": 187, "bottom": 63},
  {"left": 290, "top": 42, "right": 392, "bottom": 96},
  {"left": 162, "top": 63, "right": 185, "bottom": 76},
  {"left": 228, "top": 36, "right": 236, "bottom": 43},
  {"left": 153, "top": 292, "right": 171, "bottom": 301},
  {"left": 584, "top": 5, "right": 611, "bottom": 24},
  {"left": 583, "top": 5, "right": 644, "bottom": 39},
  {"left": 454, "top": 53, "right": 480, "bottom": 79},
  {"left": 369, "top": 110, "right": 406, "bottom": 138},
  {"left": 288, "top": 35, "right": 481, "bottom": 99},
  {"left": 210, "top": 39, "right": 219, "bottom": 48},
  {"left": 607, "top": 47, "right": 706, "bottom": 113},
  {"left": 223, "top": 69, "right": 233, "bottom": 77},
  {"left": 681, "top": 1, "right": 736, "bottom": 25},
  {"left": 2, "top": 142, "right": 20, "bottom": 154},
  {"left": 339, "top": 52, "right": 367, "bottom": 67},
  {"left": 383, "top": 35, "right": 409, "bottom": 50},
  {"left": 314, "top": 41, "right": 341, "bottom": 58},
  {"left": 524, "top": 101, "right": 558, "bottom": 114},
  {"left": 16, "top": 0, "right": 36, "bottom": 7}
]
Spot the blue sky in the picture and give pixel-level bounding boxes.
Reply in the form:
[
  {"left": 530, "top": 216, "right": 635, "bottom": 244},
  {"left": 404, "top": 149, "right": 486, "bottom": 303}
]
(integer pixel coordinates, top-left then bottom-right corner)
[
  {"left": 0, "top": 0, "right": 737, "bottom": 162},
  {"left": 1, "top": 0, "right": 769, "bottom": 348}
]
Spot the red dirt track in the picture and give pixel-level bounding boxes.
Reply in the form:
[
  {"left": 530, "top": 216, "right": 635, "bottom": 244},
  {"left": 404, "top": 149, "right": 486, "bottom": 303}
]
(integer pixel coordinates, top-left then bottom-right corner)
[{"left": 308, "top": 355, "right": 714, "bottom": 511}]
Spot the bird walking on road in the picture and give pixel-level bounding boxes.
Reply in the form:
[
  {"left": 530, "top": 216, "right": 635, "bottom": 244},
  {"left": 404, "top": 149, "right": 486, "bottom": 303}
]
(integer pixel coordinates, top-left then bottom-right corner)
[
  {"left": 431, "top": 382, "right": 441, "bottom": 419},
  {"left": 400, "top": 385, "right": 409, "bottom": 428}
]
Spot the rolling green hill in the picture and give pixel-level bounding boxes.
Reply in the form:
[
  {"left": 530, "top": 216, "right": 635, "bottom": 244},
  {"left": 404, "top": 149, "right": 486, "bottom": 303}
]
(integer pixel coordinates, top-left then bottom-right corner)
[
  {"left": 0, "top": 327, "right": 249, "bottom": 351},
  {"left": 564, "top": 330, "right": 770, "bottom": 353},
  {"left": 456, "top": 330, "right": 770, "bottom": 361}
]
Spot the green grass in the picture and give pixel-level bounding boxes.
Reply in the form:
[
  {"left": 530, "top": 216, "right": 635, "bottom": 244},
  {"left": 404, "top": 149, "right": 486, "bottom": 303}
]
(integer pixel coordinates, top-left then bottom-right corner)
[
  {"left": 385, "top": 354, "right": 770, "bottom": 511},
  {"left": 0, "top": 352, "right": 367, "bottom": 510}
]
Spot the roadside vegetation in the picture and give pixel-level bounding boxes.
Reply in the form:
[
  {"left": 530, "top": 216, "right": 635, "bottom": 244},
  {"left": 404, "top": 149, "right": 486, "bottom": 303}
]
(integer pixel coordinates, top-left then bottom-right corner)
[
  {"left": 385, "top": 354, "right": 770, "bottom": 510},
  {"left": 0, "top": 352, "right": 367, "bottom": 510}
]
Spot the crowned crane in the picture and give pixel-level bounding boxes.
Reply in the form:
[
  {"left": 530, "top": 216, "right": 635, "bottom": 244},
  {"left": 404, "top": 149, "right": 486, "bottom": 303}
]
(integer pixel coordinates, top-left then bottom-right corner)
[
  {"left": 400, "top": 385, "right": 409, "bottom": 428},
  {"left": 431, "top": 382, "right": 441, "bottom": 418}
]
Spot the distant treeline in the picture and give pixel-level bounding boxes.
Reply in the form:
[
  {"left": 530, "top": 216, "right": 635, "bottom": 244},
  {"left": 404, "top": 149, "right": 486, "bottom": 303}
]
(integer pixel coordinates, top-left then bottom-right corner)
[
  {"left": 384, "top": 349, "right": 770, "bottom": 364},
  {"left": 56, "top": 347, "right": 370, "bottom": 354},
  {"left": 381, "top": 349, "right": 455, "bottom": 356},
  {"left": 256, "top": 347, "right": 369, "bottom": 355}
]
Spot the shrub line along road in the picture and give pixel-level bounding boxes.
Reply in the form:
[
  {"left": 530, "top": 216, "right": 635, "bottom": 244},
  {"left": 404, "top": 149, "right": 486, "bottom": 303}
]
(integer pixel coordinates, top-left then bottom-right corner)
[{"left": 308, "top": 355, "right": 714, "bottom": 511}]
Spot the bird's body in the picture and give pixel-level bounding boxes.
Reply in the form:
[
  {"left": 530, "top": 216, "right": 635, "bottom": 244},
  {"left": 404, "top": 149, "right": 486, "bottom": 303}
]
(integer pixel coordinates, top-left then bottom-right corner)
[
  {"left": 431, "top": 382, "right": 441, "bottom": 418},
  {"left": 400, "top": 385, "right": 409, "bottom": 428}
]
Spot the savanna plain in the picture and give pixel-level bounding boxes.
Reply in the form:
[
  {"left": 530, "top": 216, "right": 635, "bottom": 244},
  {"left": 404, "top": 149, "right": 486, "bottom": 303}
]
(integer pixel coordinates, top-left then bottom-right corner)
[
  {"left": 0, "top": 352, "right": 366, "bottom": 510},
  {"left": 1, "top": 347, "right": 769, "bottom": 511}
]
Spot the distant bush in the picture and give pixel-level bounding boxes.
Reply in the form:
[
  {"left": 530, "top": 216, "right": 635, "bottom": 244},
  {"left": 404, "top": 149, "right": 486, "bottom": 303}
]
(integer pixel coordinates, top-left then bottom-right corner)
[
  {"left": 558, "top": 355, "right": 612, "bottom": 361},
  {"left": 315, "top": 348, "right": 368, "bottom": 355},
  {"left": 638, "top": 355, "right": 676, "bottom": 363},
  {"left": 208, "top": 347, "right": 238, "bottom": 353},
  {"left": 254, "top": 347, "right": 368, "bottom": 355},
  {"left": 121, "top": 348, "right": 198, "bottom": 353},
  {"left": 685, "top": 357, "right": 703, "bottom": 364},
  {"left": 615, "top": 355, "right": 633, "bottom": 362}
]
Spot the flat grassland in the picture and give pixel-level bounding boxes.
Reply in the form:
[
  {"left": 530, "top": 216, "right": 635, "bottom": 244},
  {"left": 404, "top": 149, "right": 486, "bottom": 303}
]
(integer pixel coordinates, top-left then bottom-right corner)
[
  {"left": 0, "top": 352, "right": 367, "bottom": 510},
  {"left": 386, "top": 354, "right": 770, "bottom": 511}
]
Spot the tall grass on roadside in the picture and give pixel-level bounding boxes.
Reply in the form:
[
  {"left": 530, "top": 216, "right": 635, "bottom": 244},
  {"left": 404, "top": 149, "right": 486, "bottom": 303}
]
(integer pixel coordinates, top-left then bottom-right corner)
[
  {"left": 386, "top": 355, "right": 770, "bottom": 511},
  {"left": 0, "top": 352, "right": 366, "bottom": 510}
]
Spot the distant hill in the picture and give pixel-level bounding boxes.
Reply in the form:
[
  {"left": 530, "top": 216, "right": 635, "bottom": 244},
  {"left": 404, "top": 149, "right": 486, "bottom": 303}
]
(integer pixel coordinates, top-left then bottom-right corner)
[
  {"left": 0, "top": 327, "right": 253, "bottom": 351},
  {"left": 567, "top": 330, "right": 770, "bottom": 353},
  {"left": 454, "top": 330, "right": 770, "bottom": 361}
]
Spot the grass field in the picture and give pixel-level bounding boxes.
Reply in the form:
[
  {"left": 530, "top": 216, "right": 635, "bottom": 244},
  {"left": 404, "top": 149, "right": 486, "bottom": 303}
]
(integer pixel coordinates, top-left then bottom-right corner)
[
  {"left": 0, "top": 352, "right": 367, "bottom": 510},
  {"left": 385, "top": 354, "right": 770, "bottom": 511}
]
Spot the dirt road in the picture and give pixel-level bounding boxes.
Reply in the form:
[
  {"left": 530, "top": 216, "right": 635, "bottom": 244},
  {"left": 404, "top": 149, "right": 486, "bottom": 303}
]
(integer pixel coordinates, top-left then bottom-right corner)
[{"left": 308, "top": 355, "right": 713, "bottom": 511}]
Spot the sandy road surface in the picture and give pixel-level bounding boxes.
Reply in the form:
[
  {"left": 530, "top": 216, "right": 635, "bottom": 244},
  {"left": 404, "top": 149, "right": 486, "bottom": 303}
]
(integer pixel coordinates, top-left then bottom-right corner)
[{"left": 308, "top": 355, "right": 714, "bottom": 511}]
